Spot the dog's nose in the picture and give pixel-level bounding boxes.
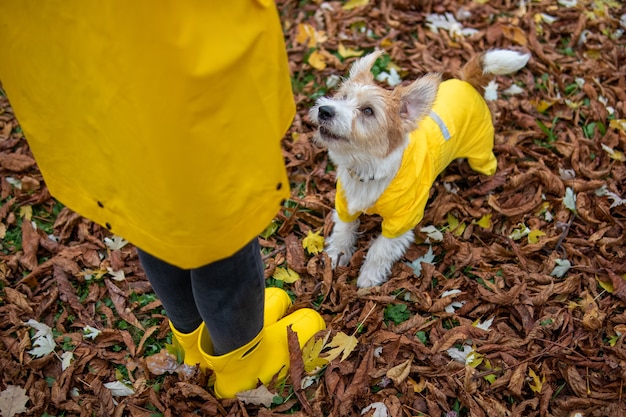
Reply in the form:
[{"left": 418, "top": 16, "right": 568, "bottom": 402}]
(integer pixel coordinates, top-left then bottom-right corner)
[{"left": 318, "top": 105, "right": 335, "bottom": 121}]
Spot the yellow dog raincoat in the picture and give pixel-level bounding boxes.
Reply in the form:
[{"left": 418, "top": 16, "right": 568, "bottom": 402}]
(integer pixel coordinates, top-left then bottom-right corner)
[{"left": 336, "top": 79, "right": 496, "bottom": 238}]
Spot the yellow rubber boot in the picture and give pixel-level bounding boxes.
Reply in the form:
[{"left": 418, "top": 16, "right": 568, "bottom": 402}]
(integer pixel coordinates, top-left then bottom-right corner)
[
  {"left": 170, "top": 287, "right": 293, "bottom": 369},
  {"left": 200, "top": 308, "right": 326, "bottom": 398}
]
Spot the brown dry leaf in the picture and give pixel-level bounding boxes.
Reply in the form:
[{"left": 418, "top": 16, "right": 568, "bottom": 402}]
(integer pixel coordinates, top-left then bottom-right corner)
[
  {"left": 3, "top": 287, "right": 33, "bottom": 314},
  {"left": 104, "top": 279, "right": 144, "bottom": 331},
  {"left": 236, "top": 385, "right": 276, "bottom": 408},
  {"left": 386, "top": 357, "right": 412, "bottom": 386},
  {"left": 18, "top": 218, "right": 39, "bottom": 271},
  {"left": 580, "top": 292, "right": 605, "bottom": 331},
  {"left": 0, "top": 385, "right": 29, "bottom": 417},
  {"left": 0, "top": 153, "right": 36, "bottom": 172},
  {"left": 500, "top": 25, "right": 528, "bottom": 45}
]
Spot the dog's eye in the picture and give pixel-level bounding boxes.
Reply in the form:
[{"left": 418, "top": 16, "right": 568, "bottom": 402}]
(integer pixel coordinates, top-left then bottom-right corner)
[{"left": 362, "top": 107, "right": 374, "bottom": 116}]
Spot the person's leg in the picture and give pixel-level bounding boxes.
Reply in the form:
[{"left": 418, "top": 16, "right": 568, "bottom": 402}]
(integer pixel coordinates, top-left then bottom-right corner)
[
  {"left": 137, "top": 249, "right": 202, "bottom": 333},
  {"left": 190, "top": 238, "right": 265, "bottom": 356}
]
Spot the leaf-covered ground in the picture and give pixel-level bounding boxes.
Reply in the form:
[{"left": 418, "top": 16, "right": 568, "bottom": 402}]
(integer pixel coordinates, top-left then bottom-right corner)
[{"left": 1, "top": 1, "right": 625, "bottom": 416}]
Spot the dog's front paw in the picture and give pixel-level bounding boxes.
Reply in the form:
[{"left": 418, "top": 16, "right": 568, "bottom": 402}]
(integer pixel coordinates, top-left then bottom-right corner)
[
  {"left": 326, "top": 244, "right": 355, "bottom": 269},
  {"left": 356, "top": 267, "right": 387, "bottom": 288}
]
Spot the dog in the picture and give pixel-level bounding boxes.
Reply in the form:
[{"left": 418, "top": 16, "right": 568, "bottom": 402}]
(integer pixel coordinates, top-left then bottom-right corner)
[{"left": 309, "top": 49, "right": 530, "bottom": 288}]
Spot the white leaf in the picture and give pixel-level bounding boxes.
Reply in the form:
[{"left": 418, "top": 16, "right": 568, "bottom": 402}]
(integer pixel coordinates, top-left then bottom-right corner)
[
  {"left": 104, "top": 236, "right": 129, "bottom": 251},
  {"left": 508, "top": 223, "right": 530, "bottom": 240},
  {"left": 539, "top": 13, "right": 558, "bottom": 24},
  {"left": 595, "top": 185, "right": 626, "bottom": 208},
  {"left": 551, "top": 259, "right": 572, "bottom": 278},
  {"left": 5, "top": 176, "right": 22, "bottom": 189},
  {"left": 425, "top": 13, "right": 478, "bottom": 39},
  {"left": 107, "top": 267, "right": 126, "bottom": 281},
  {"left": 447, "top": 345, "right": 473, "bottom": 364},
  {"left": 28, "top": 334, "right": 56, "bottom": 358},
  {"left": 83, "top": 325, "right": 102, "bottom": 340},
  {"left": 558, "top": 0, "right": 577, "bottom": 7},
  {"left": 484, "top": 80, "right": 498, "bottom": 101},
  {"left": 558, "top": 167, "right": 576, "bottom": 180},
  {"left": 25, "top": 319, "right": 56, "bottom": 358},
  {"left": 444, "top": 301, "right": 466, "bottom": 314},
  {"left": 475, "top": 317, "right": 494, "bottom": 331},
  {"left": 104, "top": 381, "right": 135, "bottom": 397},
  {"left": 420, "top": 225, "right": 443, "bottom": 242},
  {"left": 325, "top": 74, "right": 341, "bottom": 89},
  {"left": 405, "top": 246, "right": 435, "bottom": 277},
  {"left": 361, "top": 402, "right": 389, "bottom": 417},
  {"left": 441, "top": 289, "right": 462, "bottom": 297},
  {"left": 61, "top": 352, "right": 74, "bottom": 371},
  {"left": 503, "top": 84, "right": 524, "bottom": 95},
  {"left": 563, "top": 187, "right": 577, "bottom": 213}
]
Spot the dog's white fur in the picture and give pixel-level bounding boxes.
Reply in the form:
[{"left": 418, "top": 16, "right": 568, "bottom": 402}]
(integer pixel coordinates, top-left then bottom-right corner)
[{"left": 310, "top": 49, "right": 530, "bottom": 287}]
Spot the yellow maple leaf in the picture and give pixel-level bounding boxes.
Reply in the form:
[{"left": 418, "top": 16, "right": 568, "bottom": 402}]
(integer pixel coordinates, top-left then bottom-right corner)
[
  {"left": 342, "top": 0, "right": 370, "bottom": 10},
  {"left": 609, "top": 119, "right": 626, "bottom": 132},
  {"left": 528, "top": 229, "right": 546, "bottom": 244},
  {"left": 295, "top": 23, "right": 327, "bottom": 47},
  {"left": 308, "top": 50, "right": 327, "bottom": 70},
  {"left": 302, "top": 337, "right": 329, "bottom": 373},
  {"left": 531, "top": 99, "right": 556, "bottom": 113},
  {"left": 447, "top": 213, "right": 466, "bottom": 236},
  {"left": 475, "top": 214, "right": 492, "bottom": 229},
  {"left": 302, "top": 230, "right": 325, "bottom": 255},
  {"left": 272, "top": 267, "right": 300, "bottom": 283},
  {"left": 322, "top": 331, "right": 358, "bottom": 362},
  {"left": 337, "top": 43, "right": 364, "bottom": 59},
  {"left": 528, "top": 368, "right": 546, "bottom": 393},
  {"left": 19, "top": 205, "right": 33, "bottom": 221}
]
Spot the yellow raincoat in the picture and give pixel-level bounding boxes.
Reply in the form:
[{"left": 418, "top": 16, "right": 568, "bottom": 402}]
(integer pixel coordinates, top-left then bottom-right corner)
[
  {"left": 0, "top": 1, "right": 294, "bottom": 268},
  {"left": 336, "top": 79, "right": 496, "bottom": 238}
]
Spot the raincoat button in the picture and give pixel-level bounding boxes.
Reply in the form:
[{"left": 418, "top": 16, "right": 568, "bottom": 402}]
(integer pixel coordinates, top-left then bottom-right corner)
[
  {"left": 97, "top": 201, "right": 104, "bottom": 208},
  {"left": 105, "top": 222, "right": 112, "bottom": 230},
  {"left": 276, "top": 182, "right": 282, "bottom": 190}
]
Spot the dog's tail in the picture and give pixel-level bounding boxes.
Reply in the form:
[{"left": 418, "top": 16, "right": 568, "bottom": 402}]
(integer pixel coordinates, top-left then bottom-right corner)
[{"left": 459, "top": 49, "right": 530, "bottom": 91}]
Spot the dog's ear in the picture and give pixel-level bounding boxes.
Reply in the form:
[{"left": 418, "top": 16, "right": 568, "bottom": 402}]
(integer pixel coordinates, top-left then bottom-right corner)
[
  {"left": 348, "top": 50, "right": 384, "bottom": 83},
  {"left": 397, "top": 73, "right": 441, "bottom": 124}
]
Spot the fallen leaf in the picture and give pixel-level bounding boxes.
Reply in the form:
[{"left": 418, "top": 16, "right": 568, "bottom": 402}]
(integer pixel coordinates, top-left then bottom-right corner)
[
  {"left": 343, "top": 0, "right": 370, "bottom": 10},
  {"left": 302, "top": 230, "right": 324, "bottom": 255},
  {"left": 0, "top": 385, "right": 29, "bottom": 417},
  {"left": 302, "top": 336, "right": 329, "bottom": 373},
  {"left": 322, "top": 331, "right": 358, "bottom": 362},
  {"left": 528, "top": 368, "right": 545, "bottom": 393},
  {"left": 360, "top": 402, "right": 389, "bottom": 417},
  {"left": 236, "top": 385, "right": 276, "bottom": 408},
  {"left": 474, "top": 213, "right": 492, "bottom": 229},
  {"left": 295, "top": 23, "right": 327, "bottom": 47},
  {"left": 386, "top": 357, "right": 412, "bottom": 385},
  {"left": 272, "top": 267, "right": 300, "bottom": 283},
  {"left": 103, "top": 381, "right": 135, "bottom": 397},
  {"left": 308, "top": 50, "right": 327, "bottom": 70},
  {"left": 338, "top": 43, "right": 364, "bottom": 58},
  {"left": 25, "top": 319, "right": 56, "bottom": 358},
  {"left": 528, "top": 229, "right": 546, "bottom": 244}
]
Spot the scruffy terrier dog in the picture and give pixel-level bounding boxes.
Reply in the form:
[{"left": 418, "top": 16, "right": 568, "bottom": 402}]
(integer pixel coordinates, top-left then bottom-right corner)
[{"left": 310, "top": 49, "right": 530, "bottom": 288}]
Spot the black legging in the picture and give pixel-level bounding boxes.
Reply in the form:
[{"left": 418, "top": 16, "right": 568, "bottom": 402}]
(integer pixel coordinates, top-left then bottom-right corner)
[{"left": 137, "top": 238, "right": 265, "bottom": 356}]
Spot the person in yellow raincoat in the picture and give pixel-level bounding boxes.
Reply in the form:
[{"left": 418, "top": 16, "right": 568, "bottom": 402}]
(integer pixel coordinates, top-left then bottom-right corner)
[{"left": 0, "top": 1, "right": 325, "bottom": 399}]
